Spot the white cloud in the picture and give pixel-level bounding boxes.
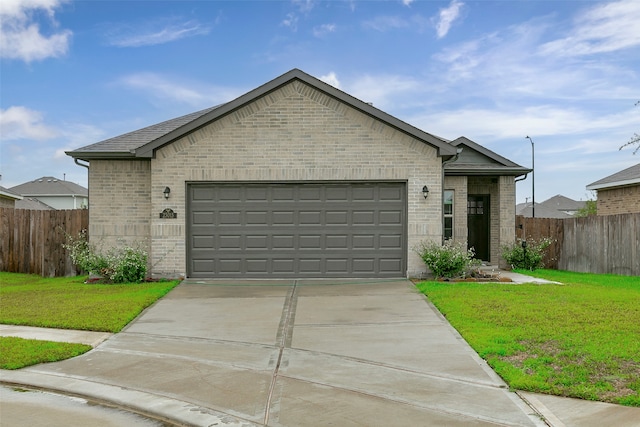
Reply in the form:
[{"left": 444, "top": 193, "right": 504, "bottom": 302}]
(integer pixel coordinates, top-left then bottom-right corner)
[
  {"left": 119, "top": 73, "right": 242, "bottom": 107},
  {"left": 0, "top": 0, "right": 71, "bottom": 62},
  {"left": 313, "top": 23, "right": 336, "bottom": 38},
  {"left": 540, "top": 0, "right": 640, "bottom": 56},
  {"left": 362, "top": 15, "right": 409, "bottom": 32},
  {"left": 0, "top": 106, "right": 58, "bottom": 140},
  {"left": 402, "top": 0, "right": 415, "bottom": 6},
  {"left": 105, "top": 18, "right": 211, "bottom": 48},
  {"left": 348, "top": 74, "right": 421, "bottom": 109},
  {"left": 320, "top": 72, "right": 341, "bottom": 89},
  {"left": 411, "top": 106, "right": 637, "bottom": 142},
  {"left": 282, "top": 13, "right": 299, "bottom": 31},
  {"left": 434, "top": 0, "right": 463, "bottom": 39}
]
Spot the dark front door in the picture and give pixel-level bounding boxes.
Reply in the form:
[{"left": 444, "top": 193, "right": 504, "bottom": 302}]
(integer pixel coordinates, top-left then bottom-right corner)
[{"left": 467, "top": 195, "right": 490, "bottom": 261}]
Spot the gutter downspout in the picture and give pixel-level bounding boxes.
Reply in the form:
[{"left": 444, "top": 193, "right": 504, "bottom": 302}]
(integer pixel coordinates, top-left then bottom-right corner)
[
  {"left": 441, "top": 148, "right": 463, "bottom": 244},
  {"left": 74, "top": 159, "right": 90, "bottom": 209}
]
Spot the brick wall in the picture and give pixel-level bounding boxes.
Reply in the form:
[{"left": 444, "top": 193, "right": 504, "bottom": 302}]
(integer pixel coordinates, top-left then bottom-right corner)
[
  {"left": 88, "top": 160, "right": 151, "bottom": 258},
  {"left": 151, "top": 80, "right": 443, "bottom": 277},
  {"left": 596, "top": 185, "right": 640, "bottom": 215}
]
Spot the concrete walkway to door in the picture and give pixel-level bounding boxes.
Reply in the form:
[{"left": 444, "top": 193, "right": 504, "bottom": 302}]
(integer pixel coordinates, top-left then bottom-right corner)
[{"left": 2, "top": 279, "right": 547, "bottom": 426}]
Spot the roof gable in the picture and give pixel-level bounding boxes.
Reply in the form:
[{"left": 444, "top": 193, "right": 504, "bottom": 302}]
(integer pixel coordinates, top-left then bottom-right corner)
[
  {"left": 586, "top": 163, "right": 640, "bottom": 190},
  {"left": 445, "top": 136, "right": 530, "bottom": 176},
  {"left": 67, "top": 69, "right": 457, "bottom": 161}
]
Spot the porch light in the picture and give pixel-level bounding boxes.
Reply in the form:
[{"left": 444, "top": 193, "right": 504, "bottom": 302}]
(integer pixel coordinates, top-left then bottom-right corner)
[
  {"left": 163, "top": 187, "right": 171, "bottom": 199},
  {"left": 422, "top": 185, "right": 429, "bottom": 199}
]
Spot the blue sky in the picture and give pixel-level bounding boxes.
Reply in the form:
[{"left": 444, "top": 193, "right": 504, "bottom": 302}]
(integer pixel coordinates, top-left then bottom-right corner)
[{"left": 1, "top": 0, "right": 639, "bottom": 204}]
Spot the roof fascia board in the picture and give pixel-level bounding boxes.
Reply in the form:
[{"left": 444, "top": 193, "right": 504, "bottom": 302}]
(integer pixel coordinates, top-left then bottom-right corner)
[
  {"left": 451, "top": 137, "right": 521, "bottom": 167},
  {"left": 64, "top": 151, "right": 140, "bottom": 161},
  {"left": 445, "top": 168, "right": 531, "bottom": 177},
  {"left": 586, "top": 178, "right": 640, "bottom": 191},
  {"left": 0, "top": 190, "right": 23, "bottom": 200},
  {"left": 135, "top": 69, "right": 457, "bottom": 159}
]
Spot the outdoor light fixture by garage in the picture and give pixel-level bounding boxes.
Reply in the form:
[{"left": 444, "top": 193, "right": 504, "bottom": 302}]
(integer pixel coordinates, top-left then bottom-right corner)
[
  {"left": 163, "top": 187, "right": 171, "bottom": 199},
  {"left": 422, "top": 185, "right": 429, "bottom": 199}
]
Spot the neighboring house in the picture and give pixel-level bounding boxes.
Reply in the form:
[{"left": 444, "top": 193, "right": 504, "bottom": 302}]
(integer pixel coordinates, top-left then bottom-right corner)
[
  {"left": 0, "top": 186, "right": 23, "bottom": 208},
  {"left": 66, "top": 69, "right": 530, "bottom": 279},
  {"left": 586, "top": 163, "right": 640, "bottom": 215},
  {"left": 9, "top": 177, "right": 88, "bottom": 210},
  {"left": 515, "top": 195, "right": 586, "bottom": 218},
  {"left": 15, "top": 197, "right": 55, "bottom": 210}
]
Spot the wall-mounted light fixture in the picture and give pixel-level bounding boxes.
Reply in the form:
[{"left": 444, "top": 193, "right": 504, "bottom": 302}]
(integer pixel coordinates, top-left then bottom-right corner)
[
  {"left": 163, "top": 187, "right": 171, "bottom": 199},
  {"left": 422, "top": 185, "right": 429, "bottom": 199}
]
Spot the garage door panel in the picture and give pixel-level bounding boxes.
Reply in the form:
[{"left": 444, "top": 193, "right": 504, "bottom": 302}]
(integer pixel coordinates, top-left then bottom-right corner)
[{"left": 187, "top": 183, "right": 406, "bottom": 278}]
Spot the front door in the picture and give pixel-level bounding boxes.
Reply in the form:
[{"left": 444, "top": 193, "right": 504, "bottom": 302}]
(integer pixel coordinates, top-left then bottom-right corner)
[{"left": 467, "top": 195, "right": 490, "bottom": 261}]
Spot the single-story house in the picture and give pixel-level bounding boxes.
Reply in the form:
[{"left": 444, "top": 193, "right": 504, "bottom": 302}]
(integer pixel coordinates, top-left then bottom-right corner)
[
  {"left": 0, "top": 186, "right": 23, "bottom": 208},
  {"left": 516, "top": 195, "right": 586, "bottom": 218},
  {"left": 67, "top": 69, "right": 529, "bottom": 279},
  {"left": 586, "top": 163, "right": 640, "bottom": 215},
  {"left": 9, "top": 177, "right": 88, "bottom": 210}
]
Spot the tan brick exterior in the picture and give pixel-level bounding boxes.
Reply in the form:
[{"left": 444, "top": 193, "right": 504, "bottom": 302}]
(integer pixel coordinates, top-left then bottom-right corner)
[
  {"left": 88, "top": 160, "right": 151, "bottom": 257},
  {"left": 87, "top": 80, "right": 519, "bottom": 277},
  {"left": 596, "top": 186, "right": 640, "bottom": 215},
  {"left": 88, "top": 81, "right": 442, "bottom": 277}
]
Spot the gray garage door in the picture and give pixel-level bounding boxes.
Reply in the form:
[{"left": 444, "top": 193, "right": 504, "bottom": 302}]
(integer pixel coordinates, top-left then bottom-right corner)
[{"left": 187, "top": 182, "right": 406, "bottom": 278}]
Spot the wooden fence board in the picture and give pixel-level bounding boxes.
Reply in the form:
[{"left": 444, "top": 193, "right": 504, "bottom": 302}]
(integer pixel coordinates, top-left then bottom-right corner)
[
  {"left": 0, "top": 208, "right": 88, "bottom": 277},
  {"left": 517, "top": 213, "right": 640, "bottom": 276}
]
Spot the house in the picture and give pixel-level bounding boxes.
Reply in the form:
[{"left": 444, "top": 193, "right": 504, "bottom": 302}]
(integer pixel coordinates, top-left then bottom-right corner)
[
  {"left": 515, "top": 195, "right": 586, "bottom": 218},
  {"left": 15, "top": 197, "right": 55, "bottom": 210},
  {"left": 0, "top": 186, "right": 23, "bottom": 208},
  {"left": 66, "top": 69, "right": 529, "bottom": 279},
  {"left": 9, "top": 177, "right": 88, "bottom": 210},
  {"left": 586, "top": 163, "right": 640, "bottom": 215}
]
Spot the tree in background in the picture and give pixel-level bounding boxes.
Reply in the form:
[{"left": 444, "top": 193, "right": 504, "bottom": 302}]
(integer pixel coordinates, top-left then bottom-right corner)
[
  {"left": 575, "top": 200, "right": 597, "bottom": 217},
  {"left": 619, "top": 101, "right": 639, "bottom": 155}
]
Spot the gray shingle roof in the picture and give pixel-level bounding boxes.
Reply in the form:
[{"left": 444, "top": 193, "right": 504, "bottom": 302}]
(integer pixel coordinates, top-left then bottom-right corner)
[
  {"left": 540, "top": 195, "right": 585, "bottom": 211},
  {"left": 10, "top": 177, "right": 88, "bottom": 196},
  {"left": 0, "top": 185, "right": 23, "bottom": 200},
  {"left": 72, "top": 106, "right": 221, "bottom": 155},
  {"left": 67, "top": 69, "right": 458, "bottom": 161},
  {"left": 15, "top": 197, "right": 54, "bottom": 210},
  {"left": 445, "top": 137, "right": 530, "bottom": 176},
  {"left": 586, "top": 163, "right": 640, "bottom": 190}
]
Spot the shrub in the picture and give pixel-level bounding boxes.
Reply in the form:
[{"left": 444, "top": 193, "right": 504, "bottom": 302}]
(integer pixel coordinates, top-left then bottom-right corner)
[
  {"left": 501, "top": 237, "right": 553, "bottom": 270},
  {"left": 64, "top": 231, "right": 148, "bottom": 283},
  {"left": 415, "top": 240, "right": 480, "bottom": 279}
]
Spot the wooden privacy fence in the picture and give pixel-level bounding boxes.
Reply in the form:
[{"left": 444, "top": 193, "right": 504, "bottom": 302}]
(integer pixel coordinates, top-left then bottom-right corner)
[
  {"left": 0, "top": 208, "right": 89, "bottom": 277},
  {"left": 516, "top": 213, "right": 640, "bottom": 276}
]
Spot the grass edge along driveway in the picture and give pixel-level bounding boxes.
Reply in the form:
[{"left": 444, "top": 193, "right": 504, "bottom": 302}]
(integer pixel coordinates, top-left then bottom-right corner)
[
  {"left": 417, "top": 269, "right": 640, "bottom": 407},
  {"left": 0, "top": 273, "right": 180, "bottom": 369}
]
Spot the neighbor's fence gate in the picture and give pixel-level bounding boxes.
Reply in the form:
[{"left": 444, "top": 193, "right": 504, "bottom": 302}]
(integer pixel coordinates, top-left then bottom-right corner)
[
  {"left": 0, "top": 208, "right": 89, "bottom": 277},
  {"left": 516, "top": 213, "right": 640, "bottom": 276}
]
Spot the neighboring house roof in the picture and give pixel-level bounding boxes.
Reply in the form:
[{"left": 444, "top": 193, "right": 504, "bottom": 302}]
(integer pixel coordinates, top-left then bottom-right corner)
[
  {"left": 586, "top": 163, "right": 640, "bottom": 191},
  {"left": 516, "top": 202, "right": 572, "bottom": 219},
  {"left": 14, "top": 197, "right": 55, "bottom": 210},
  {"left": 9, "top": 176, "right": 88, "bottom": 197},
  {"left": 0, "top": 185, "right": 23, "bottom": 201},
  {"left": 445, "top": 137, "right": 531, "bottom": 177},
  {"left": 67, "top": 68, "right": 458, "bottom": 161},
  {"left": 541, "top": 194, "right": 586, "bottom": 212}
]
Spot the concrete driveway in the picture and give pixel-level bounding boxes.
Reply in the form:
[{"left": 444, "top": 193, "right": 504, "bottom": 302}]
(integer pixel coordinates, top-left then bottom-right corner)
[{"left": 6, "top": 279, "right": 546, "bottom": 426}]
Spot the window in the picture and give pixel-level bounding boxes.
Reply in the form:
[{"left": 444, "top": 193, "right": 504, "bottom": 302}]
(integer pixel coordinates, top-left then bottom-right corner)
[{"left": 443, "top": 190, "right": 454, "bottom": 239}]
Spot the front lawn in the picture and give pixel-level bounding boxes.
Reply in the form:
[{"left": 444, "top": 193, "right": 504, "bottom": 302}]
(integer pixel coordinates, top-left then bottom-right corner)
[
  {"left": 416, "top": 269, "right": 640, "bottom": 407},
  {"left": 0, "top": 273, "right": 180, "bottom": 333},
  {"left": 0, "top": 273, "right": 180, "bottom": 369},
  {"left": 0, "top": 337, "right": 92, "bottom": 370}
]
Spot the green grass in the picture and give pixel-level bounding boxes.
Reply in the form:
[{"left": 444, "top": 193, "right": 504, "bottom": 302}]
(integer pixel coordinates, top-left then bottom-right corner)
[
  {"left": 0, "top": 273, "right": 180, "bottom": 333},
  {"left": 416, "top": 269, "right": 640, "bottom": 407},
  {"left": 0, "top": 337, "right": 92, "bottom": 370}
]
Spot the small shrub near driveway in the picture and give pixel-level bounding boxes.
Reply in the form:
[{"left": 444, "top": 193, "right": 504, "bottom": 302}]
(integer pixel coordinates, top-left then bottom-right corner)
[
  {"left": 415, "top": 240, "right": 480, "bottom": 279},
  {"left": 501, "top": 237, "right": 553, "bottom": 270},
  {"left": 64, "top": 230, "right": 147, "bottom": 283}
]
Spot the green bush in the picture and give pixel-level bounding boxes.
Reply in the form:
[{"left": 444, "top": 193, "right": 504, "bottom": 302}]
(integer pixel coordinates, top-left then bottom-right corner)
[
  {"left": 501, "top": 237, "right": 553, "bottom": 270},
  {"left": 415, "top": 240, "right": 480, "bottom": 279},
  {"left": 64, "top": 231, "right": 148, "bottom": 283}
]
